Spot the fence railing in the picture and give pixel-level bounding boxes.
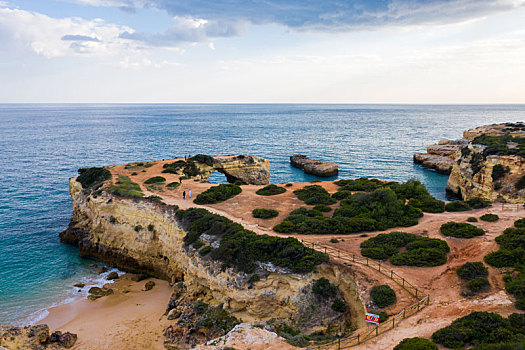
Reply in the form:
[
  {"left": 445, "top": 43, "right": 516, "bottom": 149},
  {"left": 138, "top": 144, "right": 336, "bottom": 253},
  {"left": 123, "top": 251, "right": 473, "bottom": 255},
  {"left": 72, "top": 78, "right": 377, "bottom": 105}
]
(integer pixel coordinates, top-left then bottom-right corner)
[{"left": 301, "top": 241, "right": 431, "bottom": 350}]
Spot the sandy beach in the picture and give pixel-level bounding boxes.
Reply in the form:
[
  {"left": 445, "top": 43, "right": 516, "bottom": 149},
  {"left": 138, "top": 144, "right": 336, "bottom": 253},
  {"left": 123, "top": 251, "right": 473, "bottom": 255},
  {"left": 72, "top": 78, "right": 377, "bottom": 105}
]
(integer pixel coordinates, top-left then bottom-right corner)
[{"left": 40, "top": 275, "right": 172, "bottom": 350}]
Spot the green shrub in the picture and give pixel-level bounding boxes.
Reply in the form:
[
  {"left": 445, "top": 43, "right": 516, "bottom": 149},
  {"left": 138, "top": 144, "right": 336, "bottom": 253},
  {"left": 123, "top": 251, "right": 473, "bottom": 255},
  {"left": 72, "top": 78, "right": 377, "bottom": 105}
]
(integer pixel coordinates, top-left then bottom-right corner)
[
  {"left": 492, "top": 164, "right": 510, "bottom": 182},
  {"left": 370, "top": 285, "right": 396, "bottom": 308},
  {"left": 330, "top": 238, "right": 339, "bottom": 243},
  {"left": 177, "top": 208, "right": 328, "bottom": 273},
  {"left": 109, "top": 216, "right": 117, "bottom": 224},
  {"left": 513, "top": 218, "right": 525, "bottom": 228},
  {"left": 331, "top": 299, "right": 346, "bottom": 312},
  {"left": 467, "top": 197, "right": 491, "bottom": 209},
  {"left": 199, "top": 246, "right": 212, "bottom": 256},
  {"left": 134, "top": 225, "right": 143, "bottom": 232},
  {"left": 144, "top": 176, "right": 166, "bottom": 184},
  {"left": 293, "top": 185, "right": 336, "bottom": 205},
  {"left": 77, "top": 167, "right": 111, "bottom": 189},
  {"left": 193, "top": 240, "right": 205, "bottom": 250},
  {"left": 131, "top": 172, "right": 137, "bottom": 176},
  {"left": 287, "top": 335, "right": 309, "bottom": 347},
  {"left": 193, "top": 184, "right": 242, "bottom": 204},
  {"left": 256, "top": 184, "right": 286, "bottom": 196},
  {"left": 481, "top": 213, "right": 499, "bottom": 222},
  {"left": 509, "top": 313, "right": 525, "bottom": 333},
  {"left": 472, "top": 134, "right": 525, "bottom": 158},
  {"left": 368, "top": 309, "right": 389, "bottom": 323},
  {"left": 313, "top": 204, "right": 332, "bottom": 212},
  {"left": 432, "top": 312, "right": 525, "bottom": 349},
  {"left": 467, "top": 277, "right": 490, "bottom": 293},
  {"left": 312, "top": 278, "right": 338, "bottom": 299},
  {"left": 457, "top": 262, "right": 488, "bottom": 281},
  {"left": 146, "top": 195, "right": 164, "bottom": 204},
  {"left": 394, "top": 337, "right": 437, "bottom": 350},
  {"left": 391, "top": 248, "right": 448, "bottom": 267},
  {"left": 182, "top": 160, "right": 200, "bottom": 177},
  {"left": 485, "top": 249, "right": 519, "bottom": 267},
  {"left": 285, "top": 183, "right": 293, "bottom": 187},
  {"left": 188, "top": 154, "right": 214, "bottom": 166},
  {"left": 517, "top": 176, "right": 525, "bottom": 190},
  {"left": 273, "top": 221, "right": 296, "bottom": 233},
  {"left": 252, "top": 208, "right": 279, "bottom": 219},
  {"left": 467, "top": 217, "right": 478, "bottom": 222},
  {"left": 408, "top": 196, "right": 445, "bottom": 213},
  {"left": 334, "top": 178, "right": 384, "bottom": 192},
  {"left": 166, "top": 182, "right": 180, "bottom": 189},
  {"left": 440, "top": 222, "right": 485, "bottom": 238},
  {"left": 445, "top": 201, "right": 471, "bottom": 212},
  {"left": 108, "top": 176, "right": 143, "bottom": 198},
  {"left": 248, "top": 274, "right": 260, "bottom": 283}
]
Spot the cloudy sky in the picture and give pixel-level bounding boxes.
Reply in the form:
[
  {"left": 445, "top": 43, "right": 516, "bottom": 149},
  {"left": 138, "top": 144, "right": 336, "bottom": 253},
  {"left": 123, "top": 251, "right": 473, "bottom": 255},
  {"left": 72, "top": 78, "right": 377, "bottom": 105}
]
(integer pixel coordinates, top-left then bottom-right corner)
[{"left": 1, "top": 0, "right": 524, "bottom": 103}]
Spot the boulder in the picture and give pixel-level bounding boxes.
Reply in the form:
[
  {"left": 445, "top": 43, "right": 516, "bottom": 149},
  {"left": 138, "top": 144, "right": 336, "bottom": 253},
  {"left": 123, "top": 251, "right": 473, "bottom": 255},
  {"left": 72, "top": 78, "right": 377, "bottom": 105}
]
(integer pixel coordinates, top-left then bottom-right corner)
[
  {"left": 290, "top": 154, "right": 338, "bottom": 177},
  {"left": 88, "top": 287, "right": 114, "bottom": 300},
  {"left": 413, "top": 140, "right": 466, "bottom": 175},
  {"left": 73, "top": 283, "right": 85, "bottom": 288},
  {"left": 131, "top": 273, "right": 148, "bottom": 282},
  {"left": 49, "top": 331, "right": 78, "bottom": 348},
  {"left": 27, "top": 324, "right": 49, "bottom": 344},
  {"left": 96, "top": 266, "right": 108, "bottom": 274},
  {"left": 106, "top": 271, "right": 119, "bottom": 280},
  {"left": 144, "top": 280, "right": 155, "bottom": 291}
]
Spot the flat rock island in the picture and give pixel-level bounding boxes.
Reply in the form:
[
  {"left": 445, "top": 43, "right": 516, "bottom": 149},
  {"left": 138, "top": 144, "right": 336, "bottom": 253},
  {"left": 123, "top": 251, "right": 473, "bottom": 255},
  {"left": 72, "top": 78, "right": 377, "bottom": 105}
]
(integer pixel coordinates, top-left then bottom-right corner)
[{"left": 290, "top": 153, "right": 338, "bottom": 177}]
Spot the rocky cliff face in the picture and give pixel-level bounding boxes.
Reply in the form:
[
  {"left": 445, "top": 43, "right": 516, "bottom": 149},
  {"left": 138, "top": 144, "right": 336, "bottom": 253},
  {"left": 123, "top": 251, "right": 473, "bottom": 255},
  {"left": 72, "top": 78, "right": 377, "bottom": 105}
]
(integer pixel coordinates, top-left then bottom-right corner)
[
  {"left": 201, "top": 155, "right": 270, "bottom": 185},
  {"left": 61, "top": 179, "right": 364, "bottom": 333},
  {"left": 290, "top": 154, "right": 338, "bottom": 177},
  {"left": 446, "top": 144, "right": 525, "bottom": 203}
]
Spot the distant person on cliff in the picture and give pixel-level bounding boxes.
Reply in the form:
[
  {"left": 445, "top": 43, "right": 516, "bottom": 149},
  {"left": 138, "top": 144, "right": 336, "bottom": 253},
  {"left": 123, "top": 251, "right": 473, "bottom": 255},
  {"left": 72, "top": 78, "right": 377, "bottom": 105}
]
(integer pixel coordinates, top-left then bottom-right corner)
[
  {"left": 188, "top": 189, "right": 191, "bottom": 198},
  {"left": 183, "top": 191, "right": 186, "bottom": 199}
]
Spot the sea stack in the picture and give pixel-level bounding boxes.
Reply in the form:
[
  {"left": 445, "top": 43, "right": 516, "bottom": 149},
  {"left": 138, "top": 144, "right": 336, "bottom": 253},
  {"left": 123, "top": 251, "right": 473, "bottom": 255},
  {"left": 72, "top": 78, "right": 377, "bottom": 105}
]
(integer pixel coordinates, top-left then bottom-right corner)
[{"left": 290, "top": 154, "right": 338, "bottom": 177}]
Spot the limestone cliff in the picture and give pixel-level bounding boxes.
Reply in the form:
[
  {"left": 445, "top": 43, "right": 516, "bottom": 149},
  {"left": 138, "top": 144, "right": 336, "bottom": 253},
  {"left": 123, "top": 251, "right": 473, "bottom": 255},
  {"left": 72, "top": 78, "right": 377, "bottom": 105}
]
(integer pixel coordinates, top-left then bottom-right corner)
[
  {"left": 413, "top": 140, "right": 466, "bottom": 174},
  {"left": 446, "top": 144, "right": 525, "bottom": 203},
  {"left": 61, "top": 179, "right": 365, "bottom": 334}
]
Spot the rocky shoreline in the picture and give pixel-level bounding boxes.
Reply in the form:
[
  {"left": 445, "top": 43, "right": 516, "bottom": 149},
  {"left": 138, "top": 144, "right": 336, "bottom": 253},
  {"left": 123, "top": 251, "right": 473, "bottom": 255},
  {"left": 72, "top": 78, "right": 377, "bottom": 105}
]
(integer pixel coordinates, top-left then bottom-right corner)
[{"left": 290, "top": 154, "right": 338, "bottom": 177}]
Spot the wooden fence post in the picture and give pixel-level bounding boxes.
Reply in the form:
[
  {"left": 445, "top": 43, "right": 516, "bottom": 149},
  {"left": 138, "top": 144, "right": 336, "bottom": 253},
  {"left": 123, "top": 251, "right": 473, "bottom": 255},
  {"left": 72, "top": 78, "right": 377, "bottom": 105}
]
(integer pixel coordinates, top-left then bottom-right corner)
[
  {"left": 378, "top": 263, "right": 381, "bottom": 272},
  {"left": 375, "top": 326, "right": 378, "bottom": 336}
]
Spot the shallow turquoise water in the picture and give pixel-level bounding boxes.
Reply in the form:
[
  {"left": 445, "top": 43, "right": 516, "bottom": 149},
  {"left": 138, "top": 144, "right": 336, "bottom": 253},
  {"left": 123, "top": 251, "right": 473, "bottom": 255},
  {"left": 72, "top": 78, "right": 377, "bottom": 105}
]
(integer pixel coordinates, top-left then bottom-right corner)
[{"left": 0, "top": 103, "right": 523, "bottom": 325}]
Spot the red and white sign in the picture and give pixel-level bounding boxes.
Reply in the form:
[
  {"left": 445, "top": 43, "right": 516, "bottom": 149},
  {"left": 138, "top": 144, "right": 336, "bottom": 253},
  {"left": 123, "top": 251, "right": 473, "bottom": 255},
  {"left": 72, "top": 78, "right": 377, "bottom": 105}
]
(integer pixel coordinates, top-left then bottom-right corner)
[{"left": 365, "top": 312, "right": 380, "bottom": 325}]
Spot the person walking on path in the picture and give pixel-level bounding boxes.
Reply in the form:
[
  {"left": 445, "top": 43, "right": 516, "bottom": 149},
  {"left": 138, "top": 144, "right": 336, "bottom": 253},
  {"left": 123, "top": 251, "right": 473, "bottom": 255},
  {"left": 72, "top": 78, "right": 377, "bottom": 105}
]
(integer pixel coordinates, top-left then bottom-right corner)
[
  {"left": 179, "top": 177, "right": 182, "bottom": 184},
  {"left": 188, "top": 189, "right": 191, "bottom": 198},
  {"left": 183, "top": 191, "right": 186, "bottom": 199}
]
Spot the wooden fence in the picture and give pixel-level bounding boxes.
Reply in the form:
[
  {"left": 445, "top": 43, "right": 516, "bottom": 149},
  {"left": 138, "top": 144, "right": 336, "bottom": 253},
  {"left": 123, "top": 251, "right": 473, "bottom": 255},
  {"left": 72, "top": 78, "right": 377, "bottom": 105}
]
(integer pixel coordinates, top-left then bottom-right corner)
[{"left": 301, "top": 241, "right": 431, "bottom": 350}]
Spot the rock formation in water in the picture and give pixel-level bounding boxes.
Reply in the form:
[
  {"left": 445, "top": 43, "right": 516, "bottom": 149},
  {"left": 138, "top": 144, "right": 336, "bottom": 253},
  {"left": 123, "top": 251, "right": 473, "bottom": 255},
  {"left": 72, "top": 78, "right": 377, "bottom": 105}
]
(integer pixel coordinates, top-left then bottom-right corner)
[
  {"left": 416, "top": 122, "right": 525, "bottom": 203},
  {"left": 162, "top": 154, "right": 270, "bottom": 185},
  {"left": 413, "top": 140, "right": 467, "bottom": 174},
  {"left": 290, "top": 154, "right": 338, "bottom": 177},
  {"left": 60, "top": 176, "right": 364, "bottom": 347}
]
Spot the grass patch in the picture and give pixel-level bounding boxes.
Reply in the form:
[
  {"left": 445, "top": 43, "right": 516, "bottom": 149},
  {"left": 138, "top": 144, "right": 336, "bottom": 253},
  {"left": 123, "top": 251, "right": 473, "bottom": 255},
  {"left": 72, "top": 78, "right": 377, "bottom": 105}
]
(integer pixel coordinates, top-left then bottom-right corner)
[
  {"left": 177, "top": 208, "right": 328, "bottom": 273},
  {"left": 440, "top": 222, "right": 485, "bottom": 238},
  {"left": 480, "top": 213, "right": 499, "bottom": 222},
  {"left": 108, "top": 176, "right": 143, "bottom": 198},
  {"left": 361, "top": 232, "right": 449, "bottom": 267},
  {"left": 252, "top": 208, "right": 279, "bottom": 219},
  {"left": 193, "top": 184, "right": 242, "bottom": 204},
  {"left": 255, "top": 184, "right": 286, "bottom": 196}
]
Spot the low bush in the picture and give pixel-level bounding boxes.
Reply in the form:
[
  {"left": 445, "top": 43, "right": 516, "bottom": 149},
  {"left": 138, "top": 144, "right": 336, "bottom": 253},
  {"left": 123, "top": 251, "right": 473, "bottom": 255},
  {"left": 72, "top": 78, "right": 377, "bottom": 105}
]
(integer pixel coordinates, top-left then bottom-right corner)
[
  {"left": 515, "top": 218, "right": 525, "bottom": 228},
  {"left": 467, "top": 277, "right": 490, "bottom": 293},
  {"left": 193, "top": 184, "right": 242, "bottom": 204},
  {"left": 248, "top": 274, "right": 260, "bottom": 283},
  {"left": 369, "top": 309, "right": 389, "bottom": 323},
  {"left": 252, "top": 208, "right": 279, "bottom": 219},
  {"left": 312, "top": 278, "right": 338, "bottom": 299},
  {"left": 182, "top": 161, "right": 200, "bottom": 177},
  {"left": 457, "top": 262, "right": 488, "bottom": 281},
  {"left": 331, "top": 299, "right": 346, "bottom": 312},
  {"left": 394, "top": 337, "right": 437, "bottom": 350},
  {"left": 492, "top": 164, "right": 509, "bottom": 182},
  {"left": 440, "top": 222, "right": 485, "bottom": 238},
  {"left": 199, "top": 246, "right": 212, "bottom": 256},
  {"left": 481, "top": 213, "right": 499, "bottom": 222},
  {"left": 146, "top": 195, "right": 164, "bottom": 204},
  {"left": 445, "top": 201, "right": 471, "bottom": 212},
  {"left": 285, "top": 183, "right": 293, "bottom": 187},
  {"left": 294, "top": 185, "right": 336, "bottom": 205},
  {"left": 144, "top": 176, "right": 166, "bottom": 184},
  {"left": 313, "top": 204, "right": 332, "bottom": 212},
  {"left": 77, "top": 167, "right": 112, "bottom": 189},
  {"left": 432, "top": 312, "right": 525, "bottom": 349},
  {"left": 193, "top": 240, "right": 205, "bottom": 250},
  {"left": 166, "top": 182, "right": 180, "bottom": 189},
  {"left": 177, "top": 208, "right": 328, "bottom": 273},
  {"left": 516, "top": 175, "right": 525, "bottom": 190},
  {"left": 330, "top": 238, "right": 339, "bottom": 243},
  {"left": 108, "top": 176, "right": 143, "bottom": 198},
  {"left": 370, "top": 285, "right": 396, "bottom": 308},
  {"left": 287, "top": 334, "right": 309, "bottom": 347},
  {"left": 361, "top": 232, "right": 449, "bottom": 267},
  {"left": 467, "top": 217, "right": 478, "bottom": 222},
  {"left": 255, "top": 184, "right": 286, "bottom": 196},
  {"left": 466, "top": 197, "right": 491, "bottom": 209},
  {"left": 334, "top": 178, "right": 384, "bottom": 192}
]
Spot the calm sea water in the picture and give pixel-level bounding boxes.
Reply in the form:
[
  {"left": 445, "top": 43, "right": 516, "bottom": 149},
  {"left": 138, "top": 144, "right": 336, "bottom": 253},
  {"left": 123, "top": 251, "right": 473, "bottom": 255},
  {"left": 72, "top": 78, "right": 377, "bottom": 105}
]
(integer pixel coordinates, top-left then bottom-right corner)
[{"left": 1, "top": 104, "right": 524, "bottom": 325}]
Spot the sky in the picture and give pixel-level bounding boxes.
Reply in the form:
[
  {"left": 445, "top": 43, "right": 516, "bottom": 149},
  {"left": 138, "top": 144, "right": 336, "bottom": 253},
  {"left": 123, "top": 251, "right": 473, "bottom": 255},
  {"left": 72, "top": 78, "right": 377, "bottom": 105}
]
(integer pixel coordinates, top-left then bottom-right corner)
[{"left": 0, "top": 0, "right": 524, "bottom": 103}]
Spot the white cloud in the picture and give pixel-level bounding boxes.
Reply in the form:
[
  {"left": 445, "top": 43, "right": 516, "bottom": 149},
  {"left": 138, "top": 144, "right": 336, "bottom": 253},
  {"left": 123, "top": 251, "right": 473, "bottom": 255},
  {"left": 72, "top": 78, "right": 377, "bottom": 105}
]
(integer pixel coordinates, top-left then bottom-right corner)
[
  {"left": 117, "top": 56, "right": 182, "bottom": 69},
  {"left": 0, "top": 7, "right": 136, "bottom": 57}
]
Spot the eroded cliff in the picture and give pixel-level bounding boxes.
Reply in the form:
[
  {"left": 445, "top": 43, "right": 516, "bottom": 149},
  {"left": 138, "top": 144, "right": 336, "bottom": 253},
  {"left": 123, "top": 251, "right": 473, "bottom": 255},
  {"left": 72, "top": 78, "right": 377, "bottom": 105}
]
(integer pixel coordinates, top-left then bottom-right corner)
[{"left": 61, "top": 178, "right": 364, "bottom": 339}]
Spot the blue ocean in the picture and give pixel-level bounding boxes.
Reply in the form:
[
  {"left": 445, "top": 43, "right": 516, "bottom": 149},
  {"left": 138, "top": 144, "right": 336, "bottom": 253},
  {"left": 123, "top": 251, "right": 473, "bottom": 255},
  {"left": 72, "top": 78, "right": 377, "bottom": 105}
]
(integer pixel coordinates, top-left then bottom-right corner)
[{"left": 1, "top": 104, "right": 524, "bottom": 325}]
